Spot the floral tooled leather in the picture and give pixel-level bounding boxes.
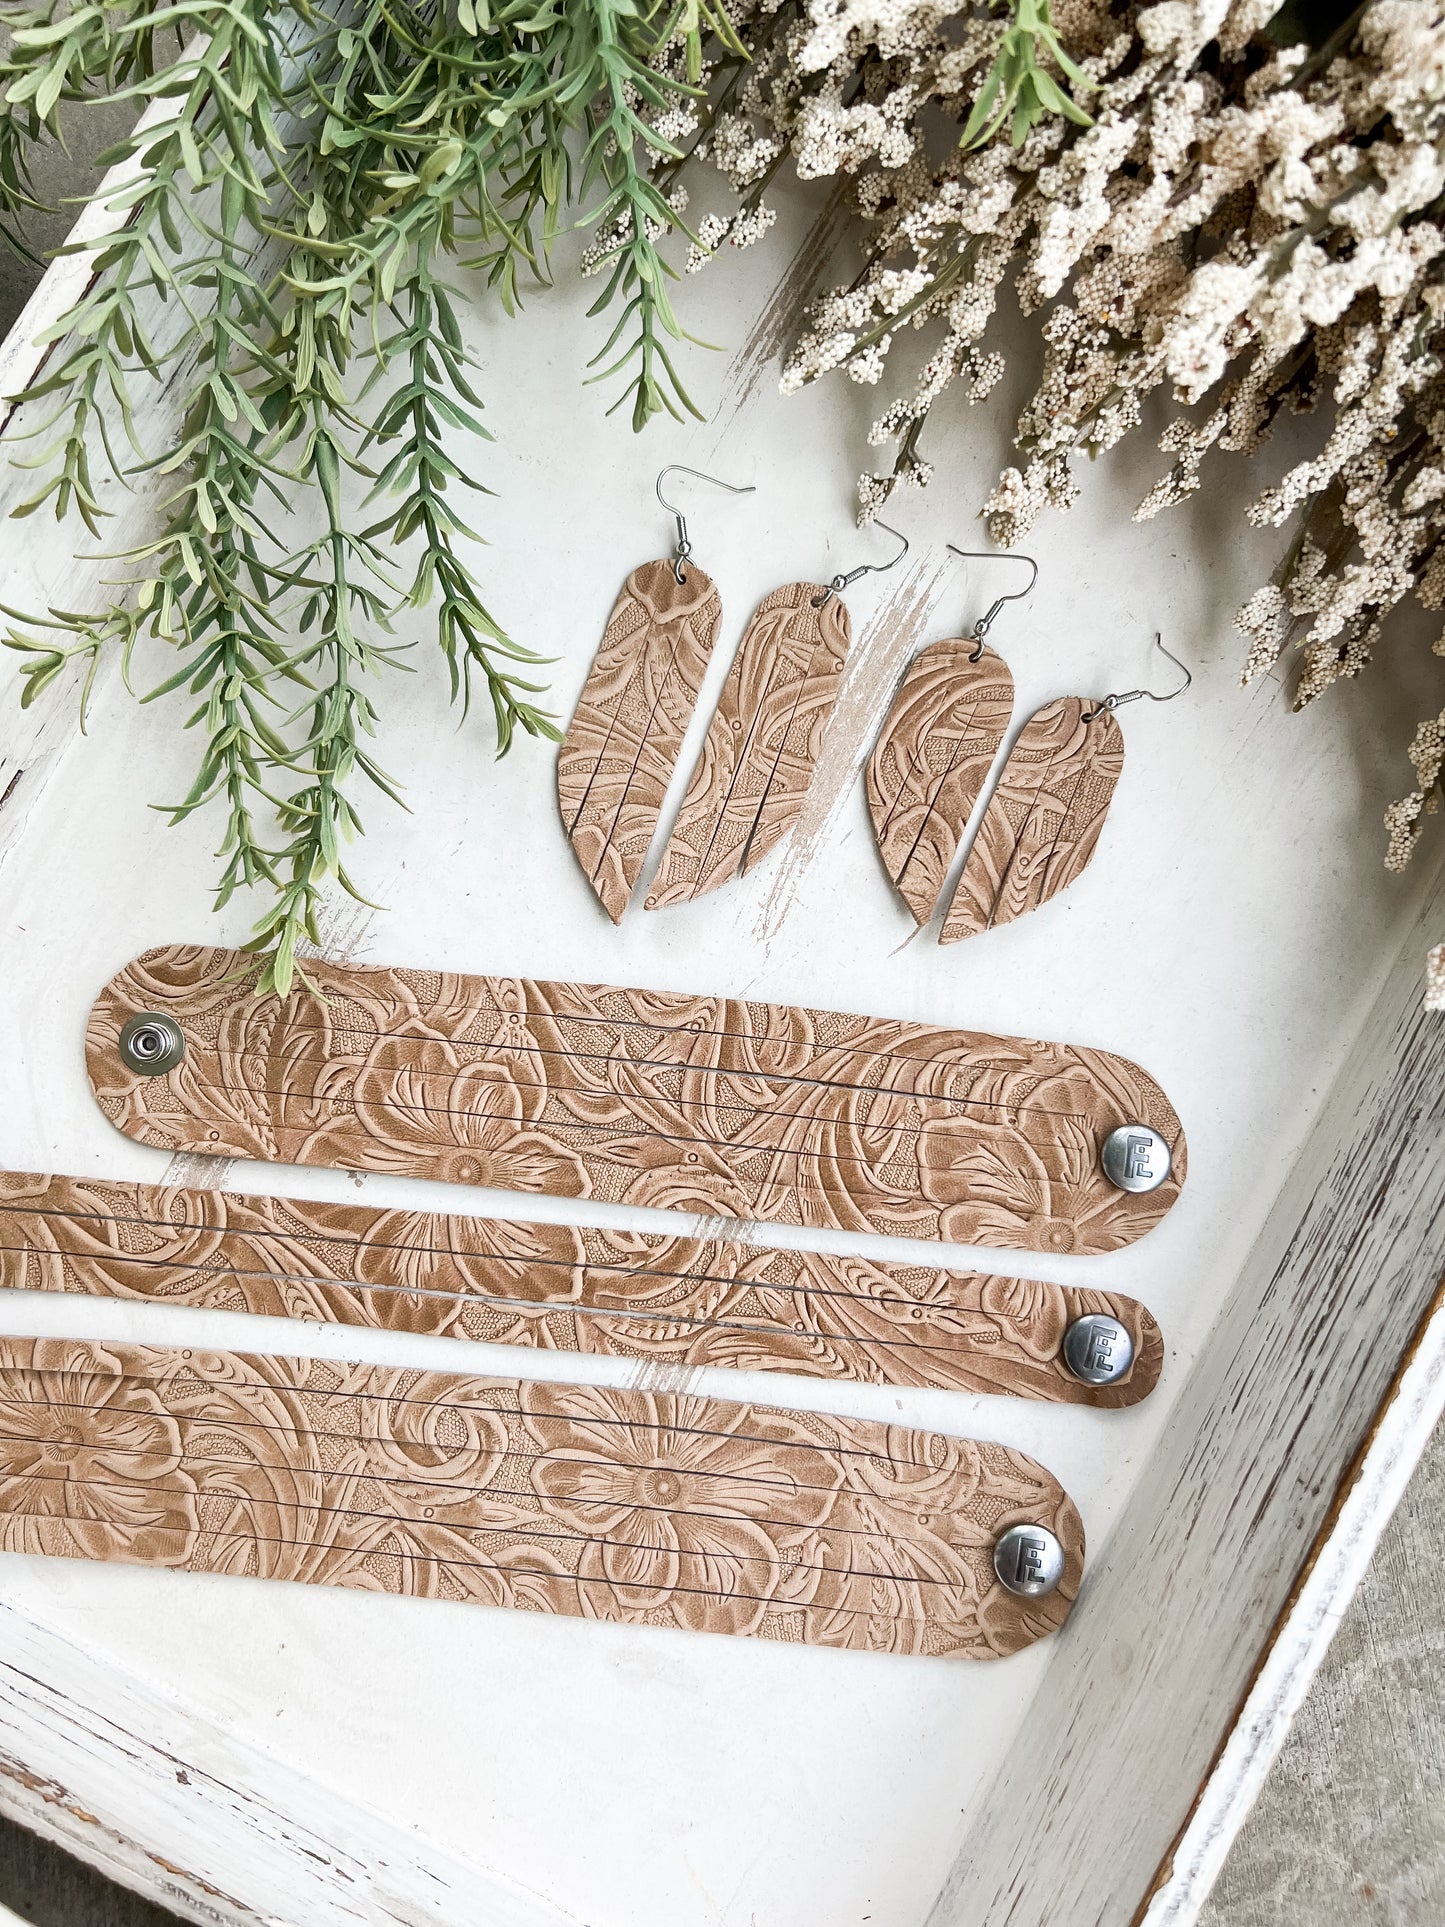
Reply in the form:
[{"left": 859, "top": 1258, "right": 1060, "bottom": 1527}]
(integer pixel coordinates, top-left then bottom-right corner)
[
  {"left": 0, "top": 1171, "right": 1162, "bottom": 1405},
  {"left": 941, "top": 698, "right": 1125, "bottom": 942},
  {"left": 558, "top": 560, "right": 724, "bottom": 923},
  {"left": 0, "top": 1338, "right": 1084, "bottom": 1655},
  {"left": 867, "top": 637, "right": 1015, "bottom": 924},
  {"left": 86, "top": 946, "right": 1186, "bottom": 1253},
  {"left": 647, "top": 581, "right": 852, "bottom": 906}
]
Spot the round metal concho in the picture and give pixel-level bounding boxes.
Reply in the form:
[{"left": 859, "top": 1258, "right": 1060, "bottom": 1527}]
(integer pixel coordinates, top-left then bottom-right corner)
[
  {"left": 1062, "top": 1313, "right": 1135, "bottom": 1387},
  {"left": 992, "top": 1523, "right": 1066, "bottom": 1599},
  {"left": 117, "top": 1012, "right": 186, "bottom": 1077},
  {"left": 1099, "top": 1122, "right": 1172, "bottom": 1194}
]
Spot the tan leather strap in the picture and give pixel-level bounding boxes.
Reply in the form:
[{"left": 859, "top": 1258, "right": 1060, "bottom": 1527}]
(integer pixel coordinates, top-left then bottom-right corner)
[
  {"left": 86, "top": 946, "right": 1187, "bottom": 1253},
  {"left": 0, "top": 1338, "right": 1083, "bottom": 1657},
  {"left": 0, "top": 1173, "right": 1162, "bottom": 1405}
]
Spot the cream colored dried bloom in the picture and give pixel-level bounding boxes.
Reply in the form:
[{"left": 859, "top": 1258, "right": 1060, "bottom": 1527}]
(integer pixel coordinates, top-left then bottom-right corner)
[
  {"left": 673, "top": 0, "right": 1445, "bottom": 888},
  {"left": 1426, "top": 943, "right": 1445, "bottom": 1013}
]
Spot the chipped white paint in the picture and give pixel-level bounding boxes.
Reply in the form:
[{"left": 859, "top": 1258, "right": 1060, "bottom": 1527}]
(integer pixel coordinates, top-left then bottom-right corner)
[
  {"left": 1142, "top": 1276, "right": 1445, "bottom": 1925},
  {"left": 0, "top": 158, "right": 1443, "bottom": 1927},
  {"left": 0, "top": 1601, "right": 579, "bottom": 1927}
]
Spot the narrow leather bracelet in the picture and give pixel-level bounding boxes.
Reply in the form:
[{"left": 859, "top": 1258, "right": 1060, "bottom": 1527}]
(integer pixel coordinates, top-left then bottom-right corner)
[{"left": 0, "top": 1172, "right": 1161, "bottom": 1405}]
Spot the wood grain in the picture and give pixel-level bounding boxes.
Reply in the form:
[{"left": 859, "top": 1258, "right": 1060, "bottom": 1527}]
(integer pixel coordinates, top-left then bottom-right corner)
[
  {"left": 940, "top": 698, "right": 1125, "bottom": 943},
  {"left": 0, "top": 1338, "right": 1084, "bottom": 1658},
  {"left": 866, "top": 638, "right": 1015, "bottom": 925},
  {"left": 0, "top": 1603, "right": 573, "bottom": 1927},
  {"left": 85, "top": 946, "right": 1188, "bottom": 1254},
  {"left": 931, "top": 875, "right": 1445, "bottom": 1924},
  {"left": 646, "top": 582, "right": 851, "bottom": 906},
  {"left": 0, "top": 1172, "right": 1163, "bottom": 1405},
  {"left": 557, "top": 560, "right": 723, "bottom": 923}
]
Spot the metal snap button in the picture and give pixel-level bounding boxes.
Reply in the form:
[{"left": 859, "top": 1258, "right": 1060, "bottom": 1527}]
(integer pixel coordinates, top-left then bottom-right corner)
[
  {"left": 1062, "top": 1313, "right": 1134, "bottom": 1386},
  {"left": 117, "top": 1013, "right": 186, "bottom": 1076},
  {"left": 993, "top": 1523, "right": 1065, "bottom": 1598},
  {"left": 1100, "top": 1123, "right": 1172, "bottom": 1193}
]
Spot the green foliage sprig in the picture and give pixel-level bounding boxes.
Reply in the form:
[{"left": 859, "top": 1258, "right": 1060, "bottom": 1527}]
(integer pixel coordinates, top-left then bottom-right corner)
[
  {"left": 961, "top": 0, "right": 1094, "bottom": 150},
  {"left": 0, "top": 0, "right": 712, "bottom": 990},
  {"left": 0, "top": 0, "right": 1084, "bottom": 990}
]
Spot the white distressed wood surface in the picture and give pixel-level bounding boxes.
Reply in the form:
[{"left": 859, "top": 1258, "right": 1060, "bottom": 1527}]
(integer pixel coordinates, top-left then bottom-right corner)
[
  {"left": 0, "top": 162, "right": 1442, "bottom": 1927},
  {"left": 1143, "top": 1269, "right": 1445, "bottom": 1927},
  {"left": 929, "top": 871, "right": 1445, "bottom": 1926},
  {"left": 0, "top": 1598, "right": 578, "bottom": 1927}
]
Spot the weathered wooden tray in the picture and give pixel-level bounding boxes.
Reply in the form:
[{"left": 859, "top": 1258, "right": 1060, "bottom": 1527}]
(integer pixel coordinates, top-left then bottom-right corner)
[{"left": 1, "top": 160, "right": 1442, "bottom": 1927}]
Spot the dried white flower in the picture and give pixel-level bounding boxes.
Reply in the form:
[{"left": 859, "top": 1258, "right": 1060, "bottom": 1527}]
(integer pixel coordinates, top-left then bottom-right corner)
[
  {"left": 1426, "top": 942, "right": 1445, "bottom": 1013},
  {"left": 675, "top": 0, "right": 1445, "bottom": 897}
]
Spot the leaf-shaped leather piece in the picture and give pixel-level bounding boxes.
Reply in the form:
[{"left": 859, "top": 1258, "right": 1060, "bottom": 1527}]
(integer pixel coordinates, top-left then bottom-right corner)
[
  {"left": 940, "top": 698, "right": 1124, "bottom": 944},
  {"left": 557, "top": 559, "right": 722, "bottom": 923},
  {"left": 866, "top": 637, "right": 1015, "bottom": 924},
  {"left": 646, "top": 581, "right": 852, "bottom": 907}
]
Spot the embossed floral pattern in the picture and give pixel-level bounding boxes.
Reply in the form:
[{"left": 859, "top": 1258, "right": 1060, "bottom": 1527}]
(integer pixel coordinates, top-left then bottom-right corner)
[
  {"left": 941, "top": 700, "right": 1125, "bottom": 944},
  {"left": 527, "top": 1383, "right": 845, "bottom": 1636},
  {"left": 0, "top": 1340, "right": 196, "bottom": 1564},
  {"left": 86, "top": 946, "right": 1187, "bottom": 1254},
  {"left": 0, "top": 1174, "right": 1162, "bottom": 1406},
  {"left": 558, "top": 560, "right": 723, "bottom": 924},
  {"left": 0, "top": 1340, "right": 1084, "bottom": 1658},
  {"left": 647, "top": 582, "right": 853, "bottom": 906},
  {"left": 867, "top": 637, "right": 1015, "bottom": 925}
]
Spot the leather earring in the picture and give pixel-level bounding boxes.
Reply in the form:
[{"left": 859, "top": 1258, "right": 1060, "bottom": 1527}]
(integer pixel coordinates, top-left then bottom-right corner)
[
  {"left": 646, "top": 520, "right": 910, "bottom": 908},
  {"left": 557, "top": 465, "right": 753, "bottom": 923},
  {"left": 868, "top": 546, "right": 1192, "bottom": 941},
  {"left": 867, "top": 547, "right": 1034, "bottom": 924},
  {"left": 938, "top": 635, "right": 1191, "bottom": 943}
]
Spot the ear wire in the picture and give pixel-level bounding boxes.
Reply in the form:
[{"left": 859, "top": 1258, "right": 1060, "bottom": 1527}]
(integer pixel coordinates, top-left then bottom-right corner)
[
  {"left": 655, "top": 466, "right": 756, "bottom": 581},
  {"left": 812, "top": 520, "right": 910, "bottom": 606},
  {"left": 945, "top": 546, "right": 1040, "bottom": 660},
  {"left": 1082, "top": 635, "right": 1192, "bottom": 722}
]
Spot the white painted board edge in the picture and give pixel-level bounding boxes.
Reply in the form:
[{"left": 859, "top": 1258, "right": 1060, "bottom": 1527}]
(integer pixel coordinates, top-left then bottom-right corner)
[{"left": 1142, "top": 1273, "right": 1445, "bottom": 1926}]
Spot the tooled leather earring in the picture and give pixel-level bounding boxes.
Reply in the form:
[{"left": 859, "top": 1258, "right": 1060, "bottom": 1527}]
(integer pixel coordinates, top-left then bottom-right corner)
[
  {"left": 557, "top": 466, "right": 754, "bottom": 923},
  {"left": 939, "top": 634, "right": 1191, "bottom": 943},
  {"left": 645, "top": 519, "right": 910, "bottom": 909},
  {"left": 867, "top": 547, "right": 1034, "bottom": 924},
  {"left": 868, "top": 547, "right": 1191, "bottom": 939}
]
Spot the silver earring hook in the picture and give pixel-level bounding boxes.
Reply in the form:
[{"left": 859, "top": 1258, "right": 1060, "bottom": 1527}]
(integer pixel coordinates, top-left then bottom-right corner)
[
  {"left": 813, "top": 520, "right": 910, "bottom": 607},
  {"left": 655, "top": 466, "right": 756, "bottom": 582},
  {"left": 946, "top": 545, "right": 1039, "bottom": 661},
  {"left": 1083, "top": 635, "right": 1192, "bottom": 722}
]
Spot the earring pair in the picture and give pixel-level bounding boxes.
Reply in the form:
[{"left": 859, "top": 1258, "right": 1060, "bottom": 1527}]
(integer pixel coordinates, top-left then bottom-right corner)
[
  {"left": 558, "top": 466, "right": 908, "bottom": 922},
  {"left": 867, "top": 548, "right": 1190, "bottom": 942}
]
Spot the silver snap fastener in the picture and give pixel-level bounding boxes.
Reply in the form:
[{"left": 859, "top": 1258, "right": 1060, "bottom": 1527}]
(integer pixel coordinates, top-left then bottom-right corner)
[
  {"left": 1100, "top": 1123, "right": 1171, "bottom": 1193},
  {"left": 1062, "top": 1313, "right": 1134, "bottom": 1386},
  {"left": 117, "top": 1012, "right": 186, "bottom": 1076},
  {"left": 993, "top": 1524, "right": 1065, "bottom": 1598}
]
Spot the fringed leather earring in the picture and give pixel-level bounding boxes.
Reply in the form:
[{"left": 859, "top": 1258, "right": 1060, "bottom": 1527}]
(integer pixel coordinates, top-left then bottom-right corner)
[
  {"left": 939, "top": 635, "right": 1191, "bottom": 944},
  {"left": 647, "top": 520, "right": 909, "bottom": 908},
  {"left": 867, "top": 547, "right": 1034, "bottom": 925},
  {"left": 866, "top": 542, "right": 1191, "bottom": 943},
  {"left": 557, "top": 465, "right": 753, "bottom": 923}
]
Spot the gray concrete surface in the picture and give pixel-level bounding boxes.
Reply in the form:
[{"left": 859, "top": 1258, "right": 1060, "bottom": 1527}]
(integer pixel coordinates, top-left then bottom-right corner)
[
  {"left": 0, "top": 104, "right": 1443, "bottom": 1927},
  {"left": 1200, "top": 1409, "right": 1445, "bottom": 1927},
  {"left": 0, "top": 91, "right": 135, "bottom": 340}
]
